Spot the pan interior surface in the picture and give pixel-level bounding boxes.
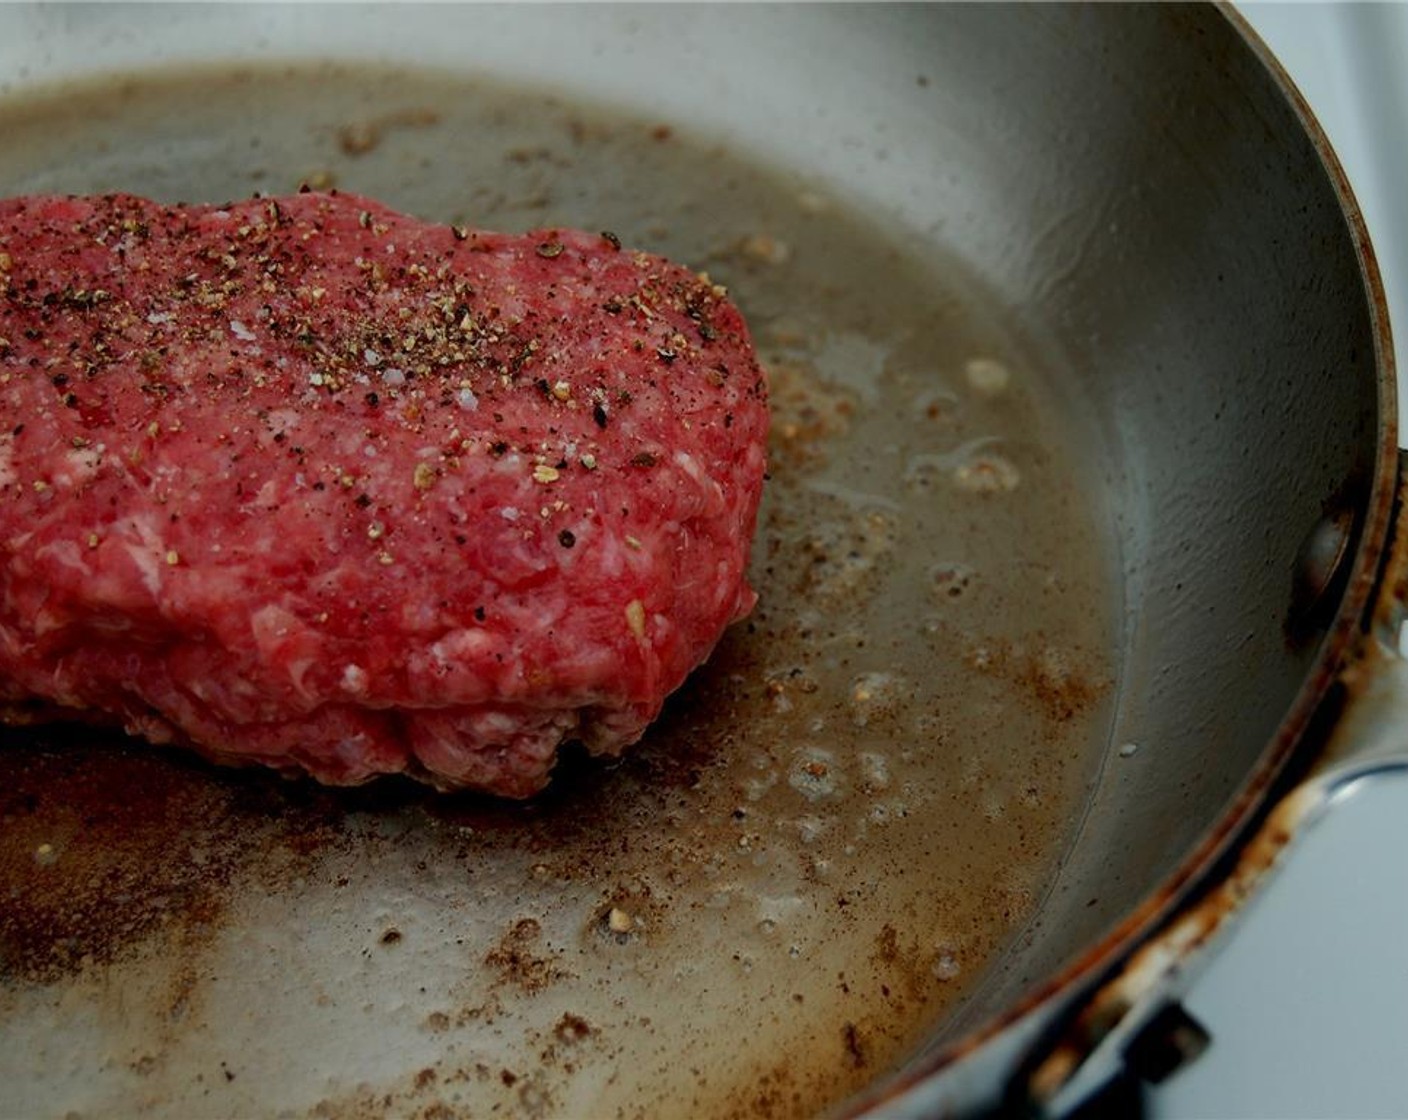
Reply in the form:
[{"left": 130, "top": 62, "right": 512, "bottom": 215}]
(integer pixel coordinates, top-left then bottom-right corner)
[{"left": 0, "top": 56, "right": 1118, "bottom": 1120}]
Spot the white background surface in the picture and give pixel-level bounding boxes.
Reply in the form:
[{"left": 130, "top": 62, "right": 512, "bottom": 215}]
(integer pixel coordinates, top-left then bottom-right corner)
[{"left": 1150, "top": 5, "right": 1408, "bottom": 1119}]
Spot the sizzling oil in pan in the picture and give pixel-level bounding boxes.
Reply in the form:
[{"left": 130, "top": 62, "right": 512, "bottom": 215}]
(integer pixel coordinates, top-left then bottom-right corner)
[{"left": 0, "top": 65, "right": 1117, "bottom": 1119}]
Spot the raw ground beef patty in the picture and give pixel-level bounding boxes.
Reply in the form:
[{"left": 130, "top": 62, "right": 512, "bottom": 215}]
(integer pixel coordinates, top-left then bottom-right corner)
[{"left": 0, "top": 192, "right": 768, "bottom": 796}]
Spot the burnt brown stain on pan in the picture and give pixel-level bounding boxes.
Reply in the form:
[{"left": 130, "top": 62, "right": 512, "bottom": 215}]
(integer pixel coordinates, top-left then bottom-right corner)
[
  {"left": 839, "top": 4, "right": 1401, "bottom": 1113},
  {"left": 0, "top": 725, "right": 349, "bottom": 981}
]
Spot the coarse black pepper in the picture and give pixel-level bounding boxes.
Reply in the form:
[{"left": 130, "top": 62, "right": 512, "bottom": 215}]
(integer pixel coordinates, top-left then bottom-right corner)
[{"left": 558, "top": 529, "right": 576, "bottom": 548}]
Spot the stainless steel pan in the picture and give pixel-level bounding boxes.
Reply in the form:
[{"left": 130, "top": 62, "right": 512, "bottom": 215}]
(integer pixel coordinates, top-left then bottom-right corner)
[{"left": 0, "top": 4, "right": 1399, "bottom": 1117}]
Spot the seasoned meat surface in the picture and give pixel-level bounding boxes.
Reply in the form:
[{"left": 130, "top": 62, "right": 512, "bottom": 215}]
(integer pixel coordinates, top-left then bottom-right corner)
[{"left": 0, "top": 192, "right": 768, "bottom": 795}]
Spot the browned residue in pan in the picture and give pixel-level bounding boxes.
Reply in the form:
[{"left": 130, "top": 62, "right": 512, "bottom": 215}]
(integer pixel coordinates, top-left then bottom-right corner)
[{"left": 1, "top": 731, "right": 271, "bottom": 980}]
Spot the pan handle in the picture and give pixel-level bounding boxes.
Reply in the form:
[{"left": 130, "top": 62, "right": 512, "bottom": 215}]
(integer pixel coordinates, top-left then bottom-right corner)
[{"left": 1003, "top": 451, "right": 1408, "bottom": 1118}]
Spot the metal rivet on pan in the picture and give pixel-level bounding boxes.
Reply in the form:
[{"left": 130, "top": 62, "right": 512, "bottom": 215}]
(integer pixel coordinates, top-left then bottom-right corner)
[{"left": 1289, "top": 509, "right": 1354, "bottom": 636}]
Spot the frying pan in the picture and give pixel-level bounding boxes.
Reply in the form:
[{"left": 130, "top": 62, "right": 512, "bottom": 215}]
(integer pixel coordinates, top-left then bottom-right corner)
[{"left": 0, "top": 4, "right": 1400, "bottom": 1117}]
